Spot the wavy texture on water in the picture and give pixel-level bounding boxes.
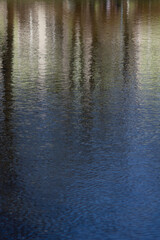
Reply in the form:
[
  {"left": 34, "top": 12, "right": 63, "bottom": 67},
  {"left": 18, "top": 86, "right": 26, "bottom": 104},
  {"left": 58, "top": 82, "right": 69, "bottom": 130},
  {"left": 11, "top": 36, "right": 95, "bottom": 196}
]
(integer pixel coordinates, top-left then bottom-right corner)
[{"left": 0, "top": 0, "right": 160, "bottom": 239}]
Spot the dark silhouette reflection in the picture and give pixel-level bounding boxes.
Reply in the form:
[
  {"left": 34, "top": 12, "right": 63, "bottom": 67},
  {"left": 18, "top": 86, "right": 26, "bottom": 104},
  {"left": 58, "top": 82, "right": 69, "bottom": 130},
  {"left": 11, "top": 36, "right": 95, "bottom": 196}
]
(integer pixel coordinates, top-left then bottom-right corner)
[
  {"left": 0, "top": 1, "right": 18, "bottom": 239},
  {"left": 0, "top": 0, "right": 15, "bottom": 192},
  {"left": 2, "top": 1, "right": 14, "bottom": 116},
  {"left": 122, "top": 0, "right": 130, "bottom": 82}
]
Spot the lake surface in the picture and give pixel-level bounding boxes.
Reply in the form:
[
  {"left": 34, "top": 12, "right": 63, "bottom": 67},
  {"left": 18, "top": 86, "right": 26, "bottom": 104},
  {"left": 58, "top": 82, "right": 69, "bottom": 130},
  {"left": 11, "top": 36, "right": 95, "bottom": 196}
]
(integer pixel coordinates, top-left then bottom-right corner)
[{"left": 0, "top": 0, "right": 160, "bottom": 239}]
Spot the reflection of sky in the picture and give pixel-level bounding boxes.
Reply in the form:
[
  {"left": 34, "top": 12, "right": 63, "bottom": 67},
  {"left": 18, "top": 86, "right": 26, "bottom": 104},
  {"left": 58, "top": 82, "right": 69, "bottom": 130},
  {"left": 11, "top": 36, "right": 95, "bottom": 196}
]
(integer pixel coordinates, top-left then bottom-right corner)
[{"left": 1, "top": 0, "right": 160, "bottom": 239}]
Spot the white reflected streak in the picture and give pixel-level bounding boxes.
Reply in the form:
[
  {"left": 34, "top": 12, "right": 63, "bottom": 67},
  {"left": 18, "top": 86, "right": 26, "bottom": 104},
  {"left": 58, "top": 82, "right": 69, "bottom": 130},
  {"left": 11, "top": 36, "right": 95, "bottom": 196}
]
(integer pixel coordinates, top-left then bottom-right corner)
[
  {"left": 127, "top": 0, "right": 130, "bottom": 15},
  {"left": 106, "top": 0, "right": 111, "bottom": 16},
  {"left": 62, "top": 2, "right": 71, "bottom": 82},
  {"left": 29, "top": 10, "right": 34, "bottom": 66},
  {"left": 29, "top": 11, "right": 33, "bottom": 49},
  {"left": 38, "top": 5, "right": 46, "bottom": 80},
  {"left": 51, "top": 8, "right": 56, "bottom": 65},
  {"left": 83, "top": 15, "right": 93, "bottom": 90},
  {"left": 0, "top": 1, "right": 7, "bottom": 70},
  {"left": 106, "top": 0, "right": 111, "bottom": 11},
  {"left": 73, "top": 22, "right": 81, "bottom": 90}
]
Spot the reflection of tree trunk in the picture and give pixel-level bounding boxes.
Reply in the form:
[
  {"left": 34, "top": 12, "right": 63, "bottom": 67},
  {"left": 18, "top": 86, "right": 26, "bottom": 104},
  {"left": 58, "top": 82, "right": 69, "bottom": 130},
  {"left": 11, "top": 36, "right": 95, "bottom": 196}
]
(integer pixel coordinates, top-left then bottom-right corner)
[
  {"left": 123, "top": 0, "right": 129, "bottom": 82},
  {"left": 2, "top": 0, "right": 14, "bottom": 117},
  {"left": 1, "top": 0, "right": 15, "bottom": 190}
]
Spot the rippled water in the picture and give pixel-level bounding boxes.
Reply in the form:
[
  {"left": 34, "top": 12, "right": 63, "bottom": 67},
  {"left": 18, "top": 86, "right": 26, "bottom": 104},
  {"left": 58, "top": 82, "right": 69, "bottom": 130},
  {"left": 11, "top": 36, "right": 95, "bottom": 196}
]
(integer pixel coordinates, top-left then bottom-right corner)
[{"left": 0, "top": 0, "right": 160, "bottom": 239}]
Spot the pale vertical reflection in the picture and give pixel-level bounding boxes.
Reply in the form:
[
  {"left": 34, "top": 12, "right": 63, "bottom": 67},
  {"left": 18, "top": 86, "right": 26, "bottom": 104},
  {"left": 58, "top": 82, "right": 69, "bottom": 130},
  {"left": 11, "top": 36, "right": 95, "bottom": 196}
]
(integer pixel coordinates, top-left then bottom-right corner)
[
  {"left": 13, "top": 9, "right": 30, "bottom": 85},
  {"left": 52, "top": 9, "right": 56, "bottom": 67},
  {"left": 0, "top": 0, "right": 7, "bottom": 118},
  {"left": 29, "top": 10, "right": 33, "bottom": 63},
  {"left": 147, "top": 14, "right": 151, "bottom": 70},
  {"left": 0, "top": 0, "right": 7, "bottom": 69},
  {"left": 83, "top": 10, "right": 93, "bottom": 91},
  {"left": 0, "top": 0, "right": 7, "bottom": 39},
  {"left": 38, "top": 4, "right": 46, "bottom": 81},
  {"left": 73, "top": 22, "right": 81, "bottom": 90},
  {"left": 137, "top": 6, "right": 160, "bottom": 81},
  {"left": 62, "top": 1, "right": 71, "bottom": 86},
  {"left": 106, "top": 0, "right": 111, "bottom": 15},
  {"left": 127, "top": 0, "right": 129, "bottom": 15},
  {"left": 16, "top": 16, "right": 21, "bottom": 75}
]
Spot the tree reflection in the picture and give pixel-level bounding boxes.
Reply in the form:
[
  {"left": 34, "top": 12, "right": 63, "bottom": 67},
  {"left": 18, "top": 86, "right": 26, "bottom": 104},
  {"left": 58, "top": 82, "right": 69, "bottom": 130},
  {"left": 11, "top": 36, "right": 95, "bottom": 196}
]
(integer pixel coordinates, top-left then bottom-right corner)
[{"left": 0, "top": 0, "right": 16, "bottom": 219}]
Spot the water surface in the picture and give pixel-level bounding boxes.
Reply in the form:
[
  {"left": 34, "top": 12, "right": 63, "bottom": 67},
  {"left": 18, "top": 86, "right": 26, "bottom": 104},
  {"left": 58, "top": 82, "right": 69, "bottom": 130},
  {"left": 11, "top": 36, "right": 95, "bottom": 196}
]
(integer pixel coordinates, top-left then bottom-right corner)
[{"left": 0, "top": 0, "right": 160, "bottom": 239}]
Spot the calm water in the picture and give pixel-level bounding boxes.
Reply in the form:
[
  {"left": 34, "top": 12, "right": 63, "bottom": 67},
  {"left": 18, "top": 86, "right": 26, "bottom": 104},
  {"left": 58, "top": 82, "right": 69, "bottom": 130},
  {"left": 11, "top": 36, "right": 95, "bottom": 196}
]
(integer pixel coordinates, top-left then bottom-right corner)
[{"left": 0, "top": 0, "right": 160, "bottom": 239}]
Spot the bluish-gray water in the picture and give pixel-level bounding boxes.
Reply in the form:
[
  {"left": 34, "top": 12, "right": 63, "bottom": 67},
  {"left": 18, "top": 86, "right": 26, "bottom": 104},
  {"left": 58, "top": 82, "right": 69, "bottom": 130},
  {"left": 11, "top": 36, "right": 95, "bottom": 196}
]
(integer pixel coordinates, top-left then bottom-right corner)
[{"left": 0, "top": 0, "right": 160, "bottom": 239}]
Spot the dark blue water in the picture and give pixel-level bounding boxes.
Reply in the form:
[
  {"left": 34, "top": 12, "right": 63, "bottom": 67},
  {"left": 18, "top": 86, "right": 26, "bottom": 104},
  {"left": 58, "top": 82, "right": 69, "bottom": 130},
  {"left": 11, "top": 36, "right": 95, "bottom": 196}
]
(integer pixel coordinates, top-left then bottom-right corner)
[{"left": 0, "top": 0, "right": 160, "bottom": 239}]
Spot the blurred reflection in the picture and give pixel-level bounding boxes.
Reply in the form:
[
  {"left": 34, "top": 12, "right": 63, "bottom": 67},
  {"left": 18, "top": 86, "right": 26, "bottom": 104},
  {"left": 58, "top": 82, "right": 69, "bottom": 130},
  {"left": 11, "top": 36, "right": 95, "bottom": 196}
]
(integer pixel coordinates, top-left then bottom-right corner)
[
  {"left": 38, "top": 4, "right": 46, "bottom": 80},
  {"left": 0, "top": 0, "right": 160, "bottom": 239},
  {"left": 0, "top": 0, "right": 15, "bottom": 197},
  {"left": 0, "top": 1, "right": 18, "bottom": 239}
]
